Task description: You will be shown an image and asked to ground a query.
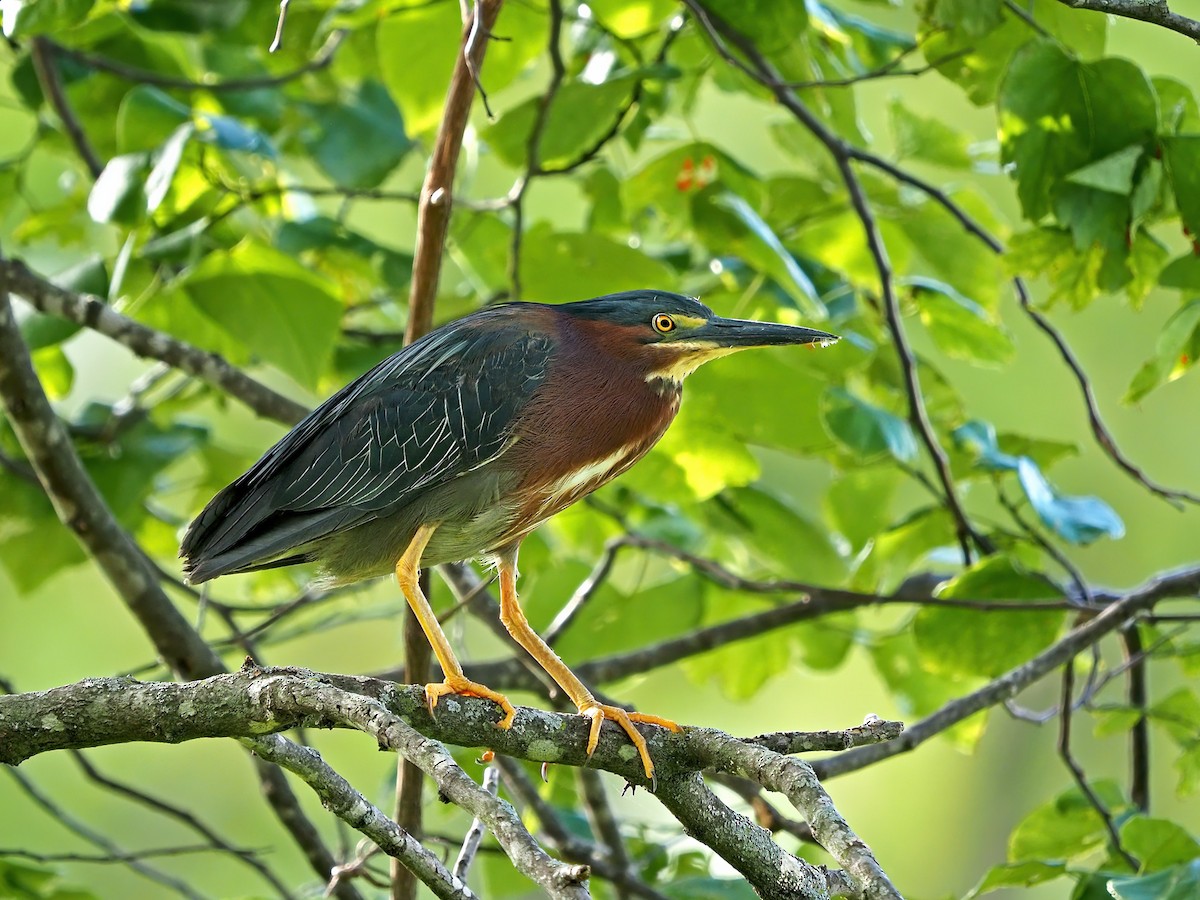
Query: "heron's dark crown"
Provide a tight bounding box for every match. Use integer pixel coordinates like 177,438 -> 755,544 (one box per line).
549,290 -> 714,326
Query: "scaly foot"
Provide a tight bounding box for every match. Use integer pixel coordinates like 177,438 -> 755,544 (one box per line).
579,703 -> 681,784
425,674 -> 516,729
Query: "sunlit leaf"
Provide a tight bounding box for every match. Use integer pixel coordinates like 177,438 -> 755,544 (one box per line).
821,387 -> 917,462
301,80 -> 412,188
1124,300 -> 1200,404
1120,817 -> 1200,872
914,557 -> 1065,678
966,861 -> 1067,898
1009,780 -> 1130,862
180,240 -> 342,388
998,42 -> 1156,221
912,278 -> 1014,366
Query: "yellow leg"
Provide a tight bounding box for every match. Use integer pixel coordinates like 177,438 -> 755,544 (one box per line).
396,525 -> 515,729
495,552 -> 679,782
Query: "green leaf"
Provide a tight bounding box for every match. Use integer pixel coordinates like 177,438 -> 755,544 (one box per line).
1120,817 -> 1200,872
1065,144 -> 1143,195
966,860 -> 1067,898
1150,687 -> 1200,745
923,0 -> 1106,106
824,466 -> 900,550
890,100 -> 973,168
484,72 -> 646,170
587,0 -> 677,37
1159,256 -> 1200,291
1,0 -> 93,38
1006,227 -> 1104,309
685,590 -> 794,701
87,153 -> 150,224
518,225 -> 676,302
302,80 -> 412,188
1009,780 -> 1130,862
912,278 -> 1014,367
821,387 -> 917,462
707,487 -> 847,584
1108,861 -> 1200,900
623,142 -> 762,233
657,411 -> 760,500
144,123 -> 192,213
1016,456 -> 1124,544
180,240 -> 342,388
1163,137 -> 1200,238
378,1 -> 546,135
870,628 -> 986,749
693,190 -> 825,319
116,85 -> 191,154
914,557 -> 1065,678
31,345 -> 73,399
1156,77 -> 1200,134
998,42 -> 1156,221
700,0 -> 809,80
1124,300 -> 1200,404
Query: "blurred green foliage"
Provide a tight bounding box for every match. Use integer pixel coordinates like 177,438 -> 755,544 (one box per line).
1,0 -> 1200,898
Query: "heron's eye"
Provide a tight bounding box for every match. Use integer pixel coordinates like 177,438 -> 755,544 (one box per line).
652,313 -> 676,334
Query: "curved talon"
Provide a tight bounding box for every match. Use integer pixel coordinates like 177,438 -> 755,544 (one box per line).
579,703 -> 680,784
424,675 -> 516,729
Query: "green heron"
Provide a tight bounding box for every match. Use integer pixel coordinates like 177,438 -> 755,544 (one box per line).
181,290 -> 838,781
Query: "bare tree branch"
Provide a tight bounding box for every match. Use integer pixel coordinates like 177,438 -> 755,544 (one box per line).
0,268 -> 359,899
0,257 -> 308,426
815,564 -> 1200,780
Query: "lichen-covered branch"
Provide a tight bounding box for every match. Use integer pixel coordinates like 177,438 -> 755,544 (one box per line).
0,669 -> 903,898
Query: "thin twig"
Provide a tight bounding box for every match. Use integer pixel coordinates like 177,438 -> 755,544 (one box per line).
30,39 -> 104,179
1,258 -> 307,426
69,752 -> 293,899
494,757 -> 671,900
685,0 -> 988,563
848,151 -> 1200,507
816,564 -> 1200,780
4,769 -> 207,900
452,766 -> 500,883
1057,664 -> 1139,869
54,31 -> 346,92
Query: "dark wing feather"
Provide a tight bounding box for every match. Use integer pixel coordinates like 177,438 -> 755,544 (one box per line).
181,313 -> 552,582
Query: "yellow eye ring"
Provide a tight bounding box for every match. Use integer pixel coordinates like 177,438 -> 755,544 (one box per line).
652,313 -> 676,334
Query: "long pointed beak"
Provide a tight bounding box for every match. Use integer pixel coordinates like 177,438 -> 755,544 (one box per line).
692,316 -> 840,349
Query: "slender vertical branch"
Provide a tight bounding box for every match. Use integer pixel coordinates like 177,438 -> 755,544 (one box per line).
1057,664 -> 1139,870
1120,624 -> 1150,813
395,5 -> 503,891
404,0 -> 504,343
